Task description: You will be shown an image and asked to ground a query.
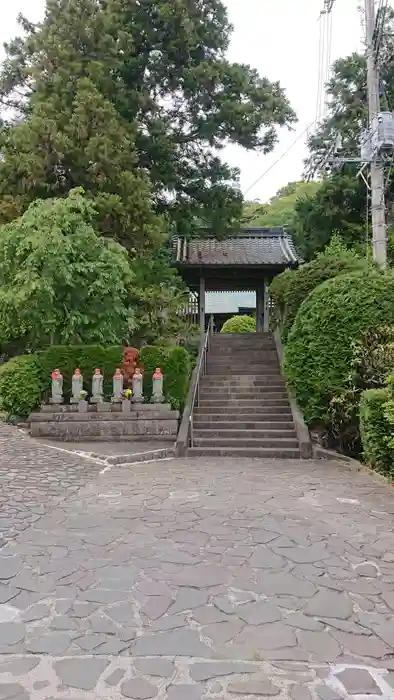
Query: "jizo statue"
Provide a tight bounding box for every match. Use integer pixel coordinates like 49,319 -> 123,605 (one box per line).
152,367 -> 164,403
132,367 -> 144,403
112,368 -> 123,402
91,368 -> 104,403
51,369 -> 63,404
71,368 -> 83,404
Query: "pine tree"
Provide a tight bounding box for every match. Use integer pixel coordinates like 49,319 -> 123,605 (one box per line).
0,0 -> 296,240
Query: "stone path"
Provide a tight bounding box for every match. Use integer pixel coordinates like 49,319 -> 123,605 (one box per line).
0,425 -> 103,547
0,424 -> 394,698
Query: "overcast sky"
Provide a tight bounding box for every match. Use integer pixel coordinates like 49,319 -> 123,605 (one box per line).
0,0 -> 366,203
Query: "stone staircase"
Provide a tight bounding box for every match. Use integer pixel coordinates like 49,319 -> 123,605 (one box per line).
188,332 -> 301,458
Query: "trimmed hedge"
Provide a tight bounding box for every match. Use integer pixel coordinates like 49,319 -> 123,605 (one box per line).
164,346 -> 191,411
139,345 -> 169,399
38,345 -> 124,402
359,387 -> 394,478
0,343 -> 192,417
139,345 -> 191,410
221,315 -> 255,333
284,270 -> 394,426
270,250 -> 369,341
0,344 -> 124,417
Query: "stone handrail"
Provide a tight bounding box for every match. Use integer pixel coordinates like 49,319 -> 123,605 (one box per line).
175,317 -> 213,457
175,363 -> 199,457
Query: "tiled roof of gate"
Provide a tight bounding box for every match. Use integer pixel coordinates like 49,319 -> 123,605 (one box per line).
175,228 -> 300,266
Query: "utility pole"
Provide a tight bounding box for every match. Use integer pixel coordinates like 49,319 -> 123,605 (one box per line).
365,0 -> 387,267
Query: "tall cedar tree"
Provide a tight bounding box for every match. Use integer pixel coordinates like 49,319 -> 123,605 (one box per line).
0,0 -> 296,244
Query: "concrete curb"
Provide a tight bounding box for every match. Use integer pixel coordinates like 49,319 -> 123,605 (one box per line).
32,434 -> 175,468
273,329 -> 313,459
314,444 -> 393,486
104,447 -> 175,465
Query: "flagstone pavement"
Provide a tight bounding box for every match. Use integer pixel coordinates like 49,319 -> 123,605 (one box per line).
0,424 -> 394,699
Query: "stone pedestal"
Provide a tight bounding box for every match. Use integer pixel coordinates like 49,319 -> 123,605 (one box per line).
97,402 -> 111,412
122,399 -> 131,413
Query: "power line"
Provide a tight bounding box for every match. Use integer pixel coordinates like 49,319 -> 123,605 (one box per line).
373,0 -> 389,64
315,11 -> 325,122
315,0 -> 336,124
244,122 -> 315,197
324,10 -> 333,117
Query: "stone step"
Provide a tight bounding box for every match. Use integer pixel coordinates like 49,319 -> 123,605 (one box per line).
193,420 -> 296,431
192,436 -> 299,448
199,395 -> 288,405
194,408 -> 293,418
197,406 -> 291,414
209,353 -> 277,360
187,446 -> 301,458
203,373 -> 283,381
201,384 -> 285,391
199,386 -> 286,397
198,396 -> 289,406
211,335 -> 275,344
200,375 -> 283,385
209,340 -> 276,352
210,347 -> 276,352
208,354 -> 279,366
209,350 -> 277,356
211,335 -> 275,341
207,363 -> 279,371
207,368 -> 280,374
193,428 -> 297,440
208,357 -> 278,363
208,357 -> 278,361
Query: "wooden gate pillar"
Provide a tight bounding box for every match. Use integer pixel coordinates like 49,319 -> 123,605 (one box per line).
199,276 -> 206,338
263,279 -> 270,332
256,286 -> 264,332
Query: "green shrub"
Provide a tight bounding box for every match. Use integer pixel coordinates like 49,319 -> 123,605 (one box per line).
0,355 -> 43,417
359,387 -> 394,478
164,346 -> 191,411
328,327 -> 394,456
139,345 -> 168,398
221,315 -> 255,333
284,270 -> 394,427
270,247 -> 368,341
269,268 -> 297,331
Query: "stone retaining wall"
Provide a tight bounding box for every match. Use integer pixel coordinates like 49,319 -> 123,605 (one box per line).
29,404 -> 179,441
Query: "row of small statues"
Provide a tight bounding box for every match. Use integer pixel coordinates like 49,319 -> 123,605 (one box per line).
50,367 -> 165,405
